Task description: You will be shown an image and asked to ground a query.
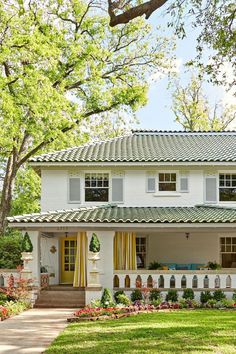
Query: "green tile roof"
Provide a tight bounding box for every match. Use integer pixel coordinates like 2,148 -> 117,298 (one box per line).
7,205 -> 236,224
30,131 -> 236,164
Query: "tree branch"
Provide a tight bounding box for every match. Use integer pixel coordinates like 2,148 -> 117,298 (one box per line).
108,0 -> 168,27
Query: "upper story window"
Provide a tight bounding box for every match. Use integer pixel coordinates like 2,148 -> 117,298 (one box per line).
219,174 -> 236,201
85,173 -> 109,202
159,173 -> 176,192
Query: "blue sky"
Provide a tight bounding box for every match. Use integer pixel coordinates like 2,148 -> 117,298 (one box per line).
135,7 -> 227,130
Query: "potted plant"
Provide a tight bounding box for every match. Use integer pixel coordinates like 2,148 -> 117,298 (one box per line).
88,233 -> 101,286
21,232 -> 33,264
207,261 -> 221,270
89,233 -> 100,265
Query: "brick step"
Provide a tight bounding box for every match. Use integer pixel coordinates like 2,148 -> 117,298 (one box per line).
46,286 -> 85,291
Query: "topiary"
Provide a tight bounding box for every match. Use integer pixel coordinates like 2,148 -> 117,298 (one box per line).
131,289 -> 143,302
89,233 -> 100,253
114,290 -> 125,303
200,291 -> 212,304
149,289 -> 161,301
213,290 -> 226,301
166,290 -> 178,302
183,288 -> 194,300
117,294 -> 131,306
101,288 -> 113,308
22,232 -> 33,252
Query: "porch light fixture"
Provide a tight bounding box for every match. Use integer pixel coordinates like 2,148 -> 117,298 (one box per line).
185,232 -> 190,240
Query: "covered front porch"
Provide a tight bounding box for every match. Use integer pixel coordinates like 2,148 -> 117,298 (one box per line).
7,205 -> 236,304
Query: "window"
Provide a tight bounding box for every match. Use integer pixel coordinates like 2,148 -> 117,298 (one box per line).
220,237 -> 236,268
85,173 -> 109,202
219,174 -> 236,201
136,237 -> 147,269
159,173 -> 176,191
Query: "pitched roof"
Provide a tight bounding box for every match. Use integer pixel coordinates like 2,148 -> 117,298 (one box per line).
30,131 -> 236,164
7,205 -> 236,224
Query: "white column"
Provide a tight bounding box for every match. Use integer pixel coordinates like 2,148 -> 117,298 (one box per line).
23,231 -> 41,287
87,230 -> 115,290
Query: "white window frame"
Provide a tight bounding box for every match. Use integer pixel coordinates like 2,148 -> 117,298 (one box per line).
155,171 -> 180,195
218,172 -> 236,203
219,235 -> 236,268
111,176 -> 124,204
83,171 -> 110,203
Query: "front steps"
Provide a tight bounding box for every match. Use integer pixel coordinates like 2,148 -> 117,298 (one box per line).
34,286 -> 85,308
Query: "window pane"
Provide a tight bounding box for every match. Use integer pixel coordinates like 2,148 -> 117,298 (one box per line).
159,182 -> 176,191
219,188 -> 236,201
159,173 -> 164,181
64,264 -> 69,271
85,188 -> 109,202
171,174 -> 176,181
221,245 -> 225,252
165,174 -> 170,181
226,238 -> 231,244
221,238 -> 225,244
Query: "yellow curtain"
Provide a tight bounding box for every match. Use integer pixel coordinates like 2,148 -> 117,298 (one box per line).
114,232 -> 136,270
73,232 -> 87,287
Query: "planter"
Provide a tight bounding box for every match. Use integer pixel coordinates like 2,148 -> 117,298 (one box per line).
21,252 -> 33,280
88,252 -> 101,287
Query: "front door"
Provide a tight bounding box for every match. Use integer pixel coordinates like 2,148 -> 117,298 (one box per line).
61,237 -> 77,284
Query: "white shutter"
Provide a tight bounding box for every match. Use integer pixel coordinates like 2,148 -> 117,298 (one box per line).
112,178 -> 124,203
180,176 -> 189,192
69,177 -> 81,203
146,177 -> 156,193
205,176 -> 217,203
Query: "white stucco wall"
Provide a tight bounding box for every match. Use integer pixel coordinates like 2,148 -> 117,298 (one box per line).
41,167 -> 236,211
147,232 -> 221,265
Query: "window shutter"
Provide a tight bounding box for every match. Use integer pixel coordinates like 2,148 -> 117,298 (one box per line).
112,178 -> 124,203
180,176 -> 189,192
69,177 -> 81,202
205,176 -> 217,203
147,177 -> 156,193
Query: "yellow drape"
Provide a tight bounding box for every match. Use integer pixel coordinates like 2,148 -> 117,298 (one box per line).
114,232 -> 137,270
73,232 -> 87,287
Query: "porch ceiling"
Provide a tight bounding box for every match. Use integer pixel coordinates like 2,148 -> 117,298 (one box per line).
7,205 -> 236,225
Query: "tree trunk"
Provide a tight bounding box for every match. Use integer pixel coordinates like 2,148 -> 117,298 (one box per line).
0,152 -> 18,235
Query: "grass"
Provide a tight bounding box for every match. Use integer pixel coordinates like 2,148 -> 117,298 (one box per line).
46,310 -> 236,354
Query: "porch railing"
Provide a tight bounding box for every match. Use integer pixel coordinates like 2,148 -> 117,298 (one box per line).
0,269 -> 20,287
113,270 -> 236,290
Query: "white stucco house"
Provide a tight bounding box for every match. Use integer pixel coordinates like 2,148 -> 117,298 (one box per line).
7,130 -> 236,306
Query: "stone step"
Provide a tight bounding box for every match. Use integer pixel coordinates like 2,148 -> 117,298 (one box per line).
34,289 -> 85,308
34,304 -> 82,308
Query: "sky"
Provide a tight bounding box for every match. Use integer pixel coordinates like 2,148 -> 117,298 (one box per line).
134,6 -> 235,131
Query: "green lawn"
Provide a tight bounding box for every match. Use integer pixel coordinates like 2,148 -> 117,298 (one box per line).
46,310 -> 236,354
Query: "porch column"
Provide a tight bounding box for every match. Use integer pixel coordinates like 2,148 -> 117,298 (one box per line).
22,231 -> 41,287
87,231 -> 115,290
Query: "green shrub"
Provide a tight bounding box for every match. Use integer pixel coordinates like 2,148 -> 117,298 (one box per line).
0,292 -> 8,302
183,288 -> 194,300
22,232 -> 33,252
200,291 -> 212,303
151,298 -> 162,306
90,299 -> 102,308
0,230 -> 23,268
101,288 -> 113,308
207,261 -> 221,270
148,261 -> 162,270
179,298 -> 188,309
220,299 -> 235,308
166,290 -> 178,302
213,290 -> 226,301
114,290 -> 125,303
149,289 -> 161,301
131,289 -> 143,302
207,299 -> 217,308
89,233 -> 100,253
116,294 -> 131,306
5,300 -> 31,316
232,292 -> 236,302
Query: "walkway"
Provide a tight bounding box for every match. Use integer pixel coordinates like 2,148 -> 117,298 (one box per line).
0,308 -> 74,354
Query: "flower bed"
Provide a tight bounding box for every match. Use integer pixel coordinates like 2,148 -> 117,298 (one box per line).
0,305 -> 9,321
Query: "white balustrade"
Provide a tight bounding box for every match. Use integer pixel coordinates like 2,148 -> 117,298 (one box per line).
113,270 -> 236,291
0,269 -> 20,287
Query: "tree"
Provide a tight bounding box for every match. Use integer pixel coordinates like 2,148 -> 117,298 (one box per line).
107,0 -> 236,88
171,75 -> 236,131
0,0 -> 173,233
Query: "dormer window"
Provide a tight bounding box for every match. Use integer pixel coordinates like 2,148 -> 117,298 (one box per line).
85,173 -> 109,202
158,173 -> 176,191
